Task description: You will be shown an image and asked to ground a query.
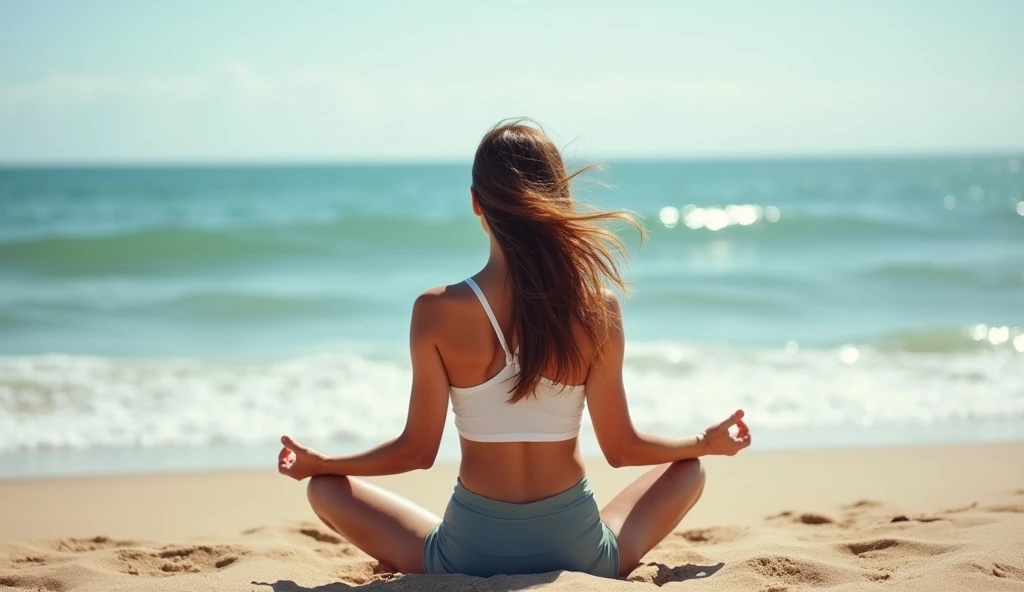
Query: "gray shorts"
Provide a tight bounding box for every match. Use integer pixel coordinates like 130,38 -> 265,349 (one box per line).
422,476 -> 619,578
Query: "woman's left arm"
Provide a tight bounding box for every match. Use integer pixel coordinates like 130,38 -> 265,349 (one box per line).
278,292 -> 450,479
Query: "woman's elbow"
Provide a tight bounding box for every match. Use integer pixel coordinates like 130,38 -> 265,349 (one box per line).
414,451 -> 437,470
396,428 -> 440,471
601,438 -> 635,468
406,442 -> 439,470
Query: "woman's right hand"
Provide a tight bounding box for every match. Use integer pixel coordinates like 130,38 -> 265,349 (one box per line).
278,435 -> 328,481
699,409 -> 752,456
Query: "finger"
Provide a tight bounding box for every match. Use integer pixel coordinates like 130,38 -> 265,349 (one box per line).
281,435 -> 306,452
278,448 -> 290,464
716,409 -> 745,430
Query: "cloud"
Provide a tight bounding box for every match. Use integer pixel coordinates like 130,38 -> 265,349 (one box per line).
4,63 -> 1022,120
221,62 -> 269,106
0,73 -> 125,111
1,63 -> 1022,161
138,76 -> 206,101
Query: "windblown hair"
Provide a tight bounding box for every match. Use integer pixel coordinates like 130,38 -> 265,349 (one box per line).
471,119 -> 645,403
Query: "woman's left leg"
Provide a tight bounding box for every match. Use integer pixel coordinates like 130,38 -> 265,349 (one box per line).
600,459 -> 706,577
306,475 -> 441,573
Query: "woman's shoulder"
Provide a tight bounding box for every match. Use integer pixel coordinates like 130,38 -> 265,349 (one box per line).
411,282 -> 478,330
413,281 -> 475,308
600,287 -> 621,312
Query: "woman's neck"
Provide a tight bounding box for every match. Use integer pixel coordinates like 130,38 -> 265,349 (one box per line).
479,239 -> 509,285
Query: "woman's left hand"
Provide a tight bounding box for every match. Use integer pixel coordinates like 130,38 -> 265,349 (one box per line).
277,435 -> 327,481
699,409 -> 752,456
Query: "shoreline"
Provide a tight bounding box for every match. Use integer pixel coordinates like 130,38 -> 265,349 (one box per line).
5,422 -> 1024,481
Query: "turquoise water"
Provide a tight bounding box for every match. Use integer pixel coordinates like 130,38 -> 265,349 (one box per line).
2,158 -> 1023,476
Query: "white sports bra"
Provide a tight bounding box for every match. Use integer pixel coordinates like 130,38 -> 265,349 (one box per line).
450,278 -> 586,443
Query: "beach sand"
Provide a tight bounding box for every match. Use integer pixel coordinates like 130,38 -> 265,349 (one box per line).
1,442 -> 1023,591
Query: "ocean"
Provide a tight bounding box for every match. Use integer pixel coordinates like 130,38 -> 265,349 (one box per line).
2,158 -> 1023,478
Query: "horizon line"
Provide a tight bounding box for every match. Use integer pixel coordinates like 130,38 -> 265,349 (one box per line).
2,148 -> 1023,170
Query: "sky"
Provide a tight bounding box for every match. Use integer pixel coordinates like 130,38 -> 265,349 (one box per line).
1,0 -> 1023,164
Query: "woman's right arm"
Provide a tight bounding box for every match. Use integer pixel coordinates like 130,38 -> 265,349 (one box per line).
585,292 -> 751,468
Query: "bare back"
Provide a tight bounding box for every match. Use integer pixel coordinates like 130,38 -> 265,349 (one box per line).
432,276 -> 598,503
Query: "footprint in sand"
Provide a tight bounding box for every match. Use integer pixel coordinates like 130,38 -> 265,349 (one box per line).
747,555 -> 833,586
678,526 -> 746,545
983,503 -> 1024,514
842,500 -> 883,510
797,513 -> 834,525
114,544 -> 245,577
889,509 -> 945,523
297,527 -> 344,544
746,553 -> 900,588
941,501 -> 978,514
965,561 -> 1024,581
843,537 -> 957,559
51,535 -> 137,553
293,526 -> 363,559
766,511 -> 835,525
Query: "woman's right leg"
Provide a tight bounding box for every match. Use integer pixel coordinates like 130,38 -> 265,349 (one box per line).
600,459 -> 706,577
306,475 -> 441,574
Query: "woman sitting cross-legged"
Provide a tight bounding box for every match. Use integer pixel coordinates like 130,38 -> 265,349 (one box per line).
277,119 -> 752,578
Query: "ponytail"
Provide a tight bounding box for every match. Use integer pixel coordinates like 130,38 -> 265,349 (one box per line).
471,119 -> 645,402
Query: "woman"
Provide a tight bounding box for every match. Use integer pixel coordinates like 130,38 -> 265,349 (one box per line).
278,120 -> 752,578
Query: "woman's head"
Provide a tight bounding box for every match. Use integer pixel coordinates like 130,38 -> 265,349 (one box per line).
471,122 -> 572,223
469,119 -> 644,402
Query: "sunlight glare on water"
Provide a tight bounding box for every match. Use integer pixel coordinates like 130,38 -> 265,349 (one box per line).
839,345 -> 860,364
987,326 -> 1010,345
659,206 -> 680,228
666,204 -> 777,231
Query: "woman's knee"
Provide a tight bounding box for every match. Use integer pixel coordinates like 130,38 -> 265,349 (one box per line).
669,458 -> 706,490
306,474 -> 352,506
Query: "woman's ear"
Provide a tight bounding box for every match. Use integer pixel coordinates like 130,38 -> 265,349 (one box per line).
470,187 -> 482,216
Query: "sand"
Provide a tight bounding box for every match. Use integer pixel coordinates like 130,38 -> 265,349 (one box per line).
1,442 -> 1023,591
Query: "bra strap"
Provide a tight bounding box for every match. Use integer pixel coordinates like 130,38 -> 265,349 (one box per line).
464,278 -> 512,361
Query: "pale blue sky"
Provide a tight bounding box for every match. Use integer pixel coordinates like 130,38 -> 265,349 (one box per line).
2,0 -> 1022,163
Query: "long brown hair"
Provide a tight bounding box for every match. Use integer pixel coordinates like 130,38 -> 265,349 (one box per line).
471,119 -> 645,403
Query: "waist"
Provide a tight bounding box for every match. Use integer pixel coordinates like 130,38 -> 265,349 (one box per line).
458,439 -> 585,502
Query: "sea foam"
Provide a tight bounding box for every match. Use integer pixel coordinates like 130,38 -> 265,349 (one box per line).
2,343 -> 1021,453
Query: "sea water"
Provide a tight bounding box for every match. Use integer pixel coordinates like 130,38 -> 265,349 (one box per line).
2,158 -> 1023,477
